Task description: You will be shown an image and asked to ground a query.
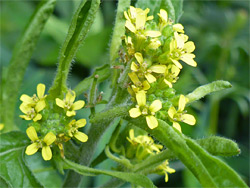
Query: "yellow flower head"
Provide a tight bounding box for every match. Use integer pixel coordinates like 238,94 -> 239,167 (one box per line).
128,72 -> 150,95
56,90 -> 85,117
168,95 -> 196,132
169,32 -> 197,68
25,126 -> 56,161
163,65 -> 180,88
67,119 -> 88,142
124,6 -> 161,38
129,91 -> 162,129
20,83 -> 47,107
156,160 -> 175,182
19,101 -> 45,122
131,52 -> 167,83
127,129 -> 163,160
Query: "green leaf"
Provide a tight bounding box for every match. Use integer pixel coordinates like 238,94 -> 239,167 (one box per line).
0,131 -> 43,188
196,136 -> 241,157
171,0 -> 183,22
186,80 -> 232,104
63,158 -> 156,188
74,64 -> 111,96
49,0 -> 100,98
136,0 -> 162,18
128,118 -> 247,187
2,0 -> 56,132
185,137 -> 248,188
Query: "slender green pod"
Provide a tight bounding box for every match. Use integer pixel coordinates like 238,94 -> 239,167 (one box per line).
49,0 -> 100,98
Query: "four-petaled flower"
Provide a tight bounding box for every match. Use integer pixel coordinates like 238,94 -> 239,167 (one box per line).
131,52 -> 167,83
56,90 -> 85,117
168,95 -> 196,132
20,83 -> 47,107
25,126 -> 56,161
156,160 -> 176,182
19,102 -> 45,122
129,91 -> 162,129
67,119 -> 88,142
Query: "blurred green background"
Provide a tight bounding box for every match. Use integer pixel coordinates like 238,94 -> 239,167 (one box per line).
1,0 -> 249,187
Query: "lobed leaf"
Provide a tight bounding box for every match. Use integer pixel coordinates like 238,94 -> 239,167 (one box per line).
63,158 -> 156,188
2,0 -> 56,132
49,0 -> 100,98
0,131 -> 43,188
186,80 -> 232,104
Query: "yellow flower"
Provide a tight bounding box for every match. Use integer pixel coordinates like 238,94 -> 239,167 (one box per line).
19,102 -> 45,122
158,9 -> 172,31
20,83 -> 47,107
129,91 -> 162,129
168,95 -> 196,132
25,126 -> 56,161
124,6 -> 161,38
131,52 -> 167,83
0,123 -> 4,130
67,119 -> 88,142
169,32 -> 197,68
163,65 -> 180,88
56,90 -> 85,117
156,160 -> 175,182
124,36 -> 135,55
128,72 -> 150,94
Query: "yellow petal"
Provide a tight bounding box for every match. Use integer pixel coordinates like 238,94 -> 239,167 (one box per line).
136,90 -> 146,106
145,31 -> 161,37
129,129 -> 135,140
182,114 -> 196,125
43,132 -> 56,145
142,80 -> 150,90
33,114 -> 42,122
134,52 -> 143,64
180,54 -> 197,67
74,132 -> 88,142
147,15 -> 154,20
124,11 -> 130,20
56,98 -> 65,108
173,122 -> 182,132
168,107 -> 176,119
173,24 -> 184,33
171,65 -> 181,77
159,9 -> 168,21
66,90 -> 76,103
42,146 -> 52,161
170,58 -> 183,69
149,65 -> 166,73
66,110 -> 76,117
129,108 -> 142,118
20,115 -> 32,120
145,73 -> 156,83
164,172 -> 169,182
146,115 -> 158,129
20,94 -> 33,103
174,32 -> 185,49
75,119 -> 87,128
72,100 -> 85,110
149,100 -> 162,113
26,126 -> 38,141
125,20 -> 136,33
136,12 -> 146,30
178,95 -> 186,111
164,79 -> 173,88
128,72 -> 140,85
35,100 -> 46,112
184,41 -> 195,53
37,83 -> 45,99
131,61 -> 139,71
20,103 -> 31,114
25,143 -> 39,155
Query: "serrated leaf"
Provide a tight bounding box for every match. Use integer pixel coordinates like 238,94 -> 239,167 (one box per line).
0,131 -> 43,188
2,0 -> 56,132
186,80 -> 232,104
48,0 -> 101,98
63,158 -> 156,188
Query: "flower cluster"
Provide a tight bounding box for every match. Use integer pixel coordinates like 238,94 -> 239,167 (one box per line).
20,84 -> 88,160
123,6 -> 196,132
126,129 -> 175,182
